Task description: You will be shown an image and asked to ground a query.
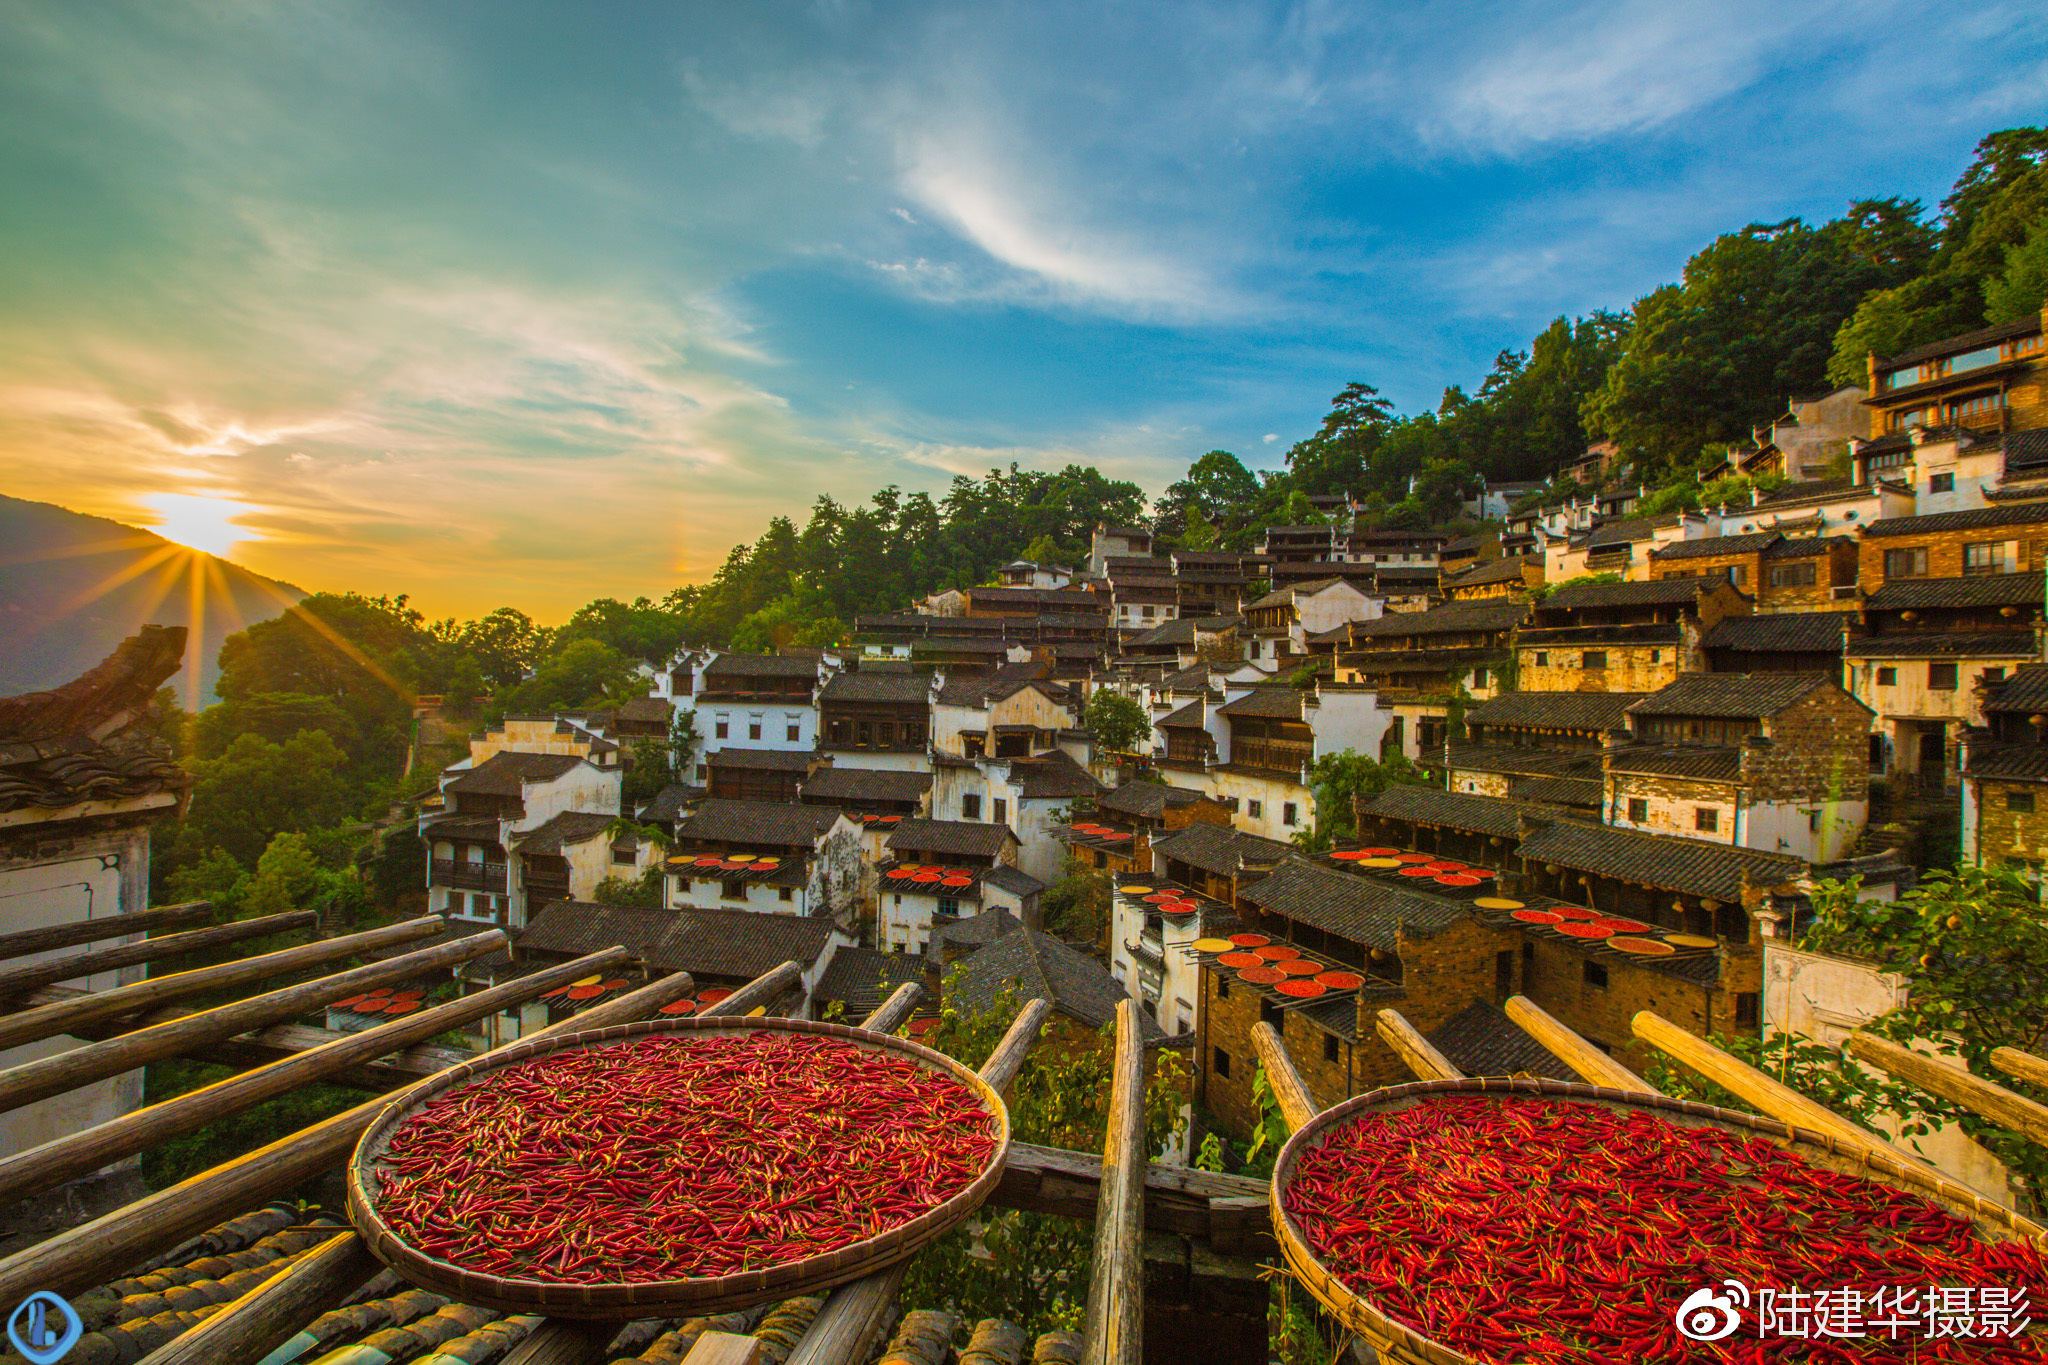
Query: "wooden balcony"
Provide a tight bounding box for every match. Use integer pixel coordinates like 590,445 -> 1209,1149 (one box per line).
429,860 -> 507,893
1229,740 -> 1312,776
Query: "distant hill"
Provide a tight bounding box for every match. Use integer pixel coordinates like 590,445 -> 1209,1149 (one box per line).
0,495 -> 305,708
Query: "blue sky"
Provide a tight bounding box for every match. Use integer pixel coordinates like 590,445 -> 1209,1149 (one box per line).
1,1 -> 2042,618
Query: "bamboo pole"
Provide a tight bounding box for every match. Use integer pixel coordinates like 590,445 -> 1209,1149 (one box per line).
0,901 -> 213,964
1846,1033 -> 2048,1150
1081,999 -> 1147,1365
1248,1022 -> 1318,1133
0,911 -> 318,1002
1375,1008 -> 1464,1082
1503,994 -> 1660,1093
858,982 -> 923,1036
0,946 -> 633,1304
134,1231 -> 380,1365
0,916 -> 450,1052
1992,1045 -> 2048,1092
0,929 -> 507,1114
1632,1010 -> 1946,1181
784,1000 -> 1051,1365
696,962 -> 803,1019
0,946 -> 633,1209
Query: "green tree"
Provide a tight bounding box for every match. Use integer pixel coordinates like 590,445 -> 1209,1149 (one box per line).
174,730 -> 353,869
1178,505 -> 1219,551
1985,218 -> 2048,323
1156,449 -> 1261,525
437,607 -> 545,689
1020,534 -> 1065,565
1083,690 -> 1149,754
1286,383 -> 1395,496
1294,751 -> 1432,852
493,639 -> 641,716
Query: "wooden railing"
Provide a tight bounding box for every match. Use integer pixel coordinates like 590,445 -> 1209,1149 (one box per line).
428,859 -> 507,892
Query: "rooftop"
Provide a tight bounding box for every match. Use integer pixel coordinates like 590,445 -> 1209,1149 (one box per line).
442,750 -> 585,796
1149,820 -> 1294,877
1356,783 -> 1547,839
673,799 -> 844,847
887,818 -> 1017,859
702,652 -> 817,679
1863,575 -> 2044,611
1629,673 -> 1834,719
1702,614 -> 1847,653
0,625 -> 190,816
818,671 -> 933,704
1982,664 -> 2048,715
512,810 -> 619,855
797,765 -> 933,804
948,927 -> 1168,1040
1237,856 -> 1467,952
1863,502 -> 2048,539
1464,691 -> 1645,732
1650,531 -> 1784,561
1516,819 -> 1803,903
1425,1001 -> 1584,1082
1541,578 -> 1718,610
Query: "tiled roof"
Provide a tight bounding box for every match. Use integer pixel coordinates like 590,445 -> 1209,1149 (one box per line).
1351,599 -> 1526,638
1587,517 -> 1659,547
1465,691 -> 1645,731
443,750 -> 584,795
1425,1001 -> 1584,1082
1754,478 -> 1858,508
798,766 -> 932,803
1629,673 -> 1832,719
1156,698 -> 1208,729
644,905 -> 844,979
1445,558 -> 1529,586
948,927 -> 1167,1040
1878,313 -> 2041,369
1864,575 -> 2043,610
1650,532 -> 1782,560
708,747 -> 816,770
1444,743 -> 1601,778
1009,749 -> 1103,799
638,781 -> 698,824
613,695 -> 674,724
982,864 -> 1047,898
1762,535 -> 1852,559
1245,578 -> 1353,611
1844,632 -> 2039,659
674,799 -> 843,847
1096,780 -> 1205,819
703,652 -> 817,678
1983,665 -> 2048,714
1542,578 -> 1713,610
1703,615 -> 1847,653
1965,741 -> 2048,779
1606,745 -> 1743,781
517,901 -> 676,958
813,946 -> 924,1016
1356,784 -> 1544,838
927,907 -> 1022,957
888,818 -> 1016,858
1509,775 -> 1604,808
513,810 -> 618,855
1517,622 -> 1683,646
0,626 -> 191,815
1516,820 -> 1803,903
1149,820 -> 1293,877
1237,857 -> 1467,951
819,671 -> 932,704
1864,502 -> 2048,538
1214,687 -> 1306,719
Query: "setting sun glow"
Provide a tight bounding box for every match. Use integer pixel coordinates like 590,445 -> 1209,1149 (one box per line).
142,493 -> 258,559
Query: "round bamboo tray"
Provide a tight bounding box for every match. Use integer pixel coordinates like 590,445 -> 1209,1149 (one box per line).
346,1015 -> 1010,1318
1269,1077 -> 2047,1365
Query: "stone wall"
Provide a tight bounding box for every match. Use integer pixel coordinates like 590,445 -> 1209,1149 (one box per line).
1966,776 -> 2048,866
1753,687 -> 1872,806
1857,518 -> 2048,589
1522,937 -> 1759,1077
1516,643 -> 1679,693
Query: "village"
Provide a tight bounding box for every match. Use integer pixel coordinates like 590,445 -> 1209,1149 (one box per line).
3,307 -> 2047,1363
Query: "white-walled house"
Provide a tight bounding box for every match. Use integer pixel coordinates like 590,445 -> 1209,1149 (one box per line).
1106,880 -> 1235,1035
662,799 -> 864,927
877,818 -> 1025,953
421,749 -> 621,928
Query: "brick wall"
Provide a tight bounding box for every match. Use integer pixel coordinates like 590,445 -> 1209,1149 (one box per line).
1968,777 -> 2048,865
1523,938 -> 1760,1077
1753,687 -> 1871,804
1516,644 -> 1680,693
1759,543 -> 1858,611
1609,774 -> 1738,842
1654,553 -> 1763,595
1448,769 -> 1512,798
1858,519 -> 2048,591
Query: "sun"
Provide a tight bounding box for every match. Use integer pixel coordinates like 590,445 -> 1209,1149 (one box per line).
141,492 -> 259,558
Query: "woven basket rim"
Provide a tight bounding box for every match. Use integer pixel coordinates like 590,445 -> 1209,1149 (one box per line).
345,1014 -> 1009,1317
1266,1076 -> 2047,1365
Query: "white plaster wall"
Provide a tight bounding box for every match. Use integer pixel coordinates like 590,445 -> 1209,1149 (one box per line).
697,702 -> 818,757
1744,798 -> 1868,863
1307,691 -> 1394,762
1297,586 -> 1382,635
667,875 -> 808,916
1608,779 -> 1738,845
1208,768 -> 1310,842
513,765 -> 620,832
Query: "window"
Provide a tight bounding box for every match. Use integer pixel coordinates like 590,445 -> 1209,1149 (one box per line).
1769,562 -> 1816,588
962,794 -> 982,820
722,879 -> 747,901
787,721 -> 802,741
1283,802 -> 1299,827
1929,472 -> 1954,493
1986,666 -> 2007,683
1876,666 -> 1897,686
1808,809 -> 1822,833
1323,1034 -> 1340,1064
1883,547 -> 1929,579
2008,791 -> 2037,813
828,718 -> 850,746
938,897 -> 960,916
1533,652 -> 1548,667
1583,960 -> 1608,989
1929,662 -> 1959,691
1261,997 -> 1283,1030
1963,541 -> 2007,576
1217,977 -> 1229,999
1582,651 -> 1608,670
877,721 -> 895,746
696,763 -> 708,781
1213,1047 -> 1231,1078
1952,390 -> 2007,427
611,841 -> 636,866
1142,605 -> 1155,619
1650,649 -> 1661,664
1695,807 -> 1719,833
748,720 -> 762,741
714,718 -> 730,740
1627,797 -> 1648,823
856,720 -> 873,746
1728,565 -> 1747,587
1247,800 -> 1263,819
778,886 -> 794,902
992,798 -> 1008,825
1471,667 -> 1489,689
1734,992 -> 1760,1030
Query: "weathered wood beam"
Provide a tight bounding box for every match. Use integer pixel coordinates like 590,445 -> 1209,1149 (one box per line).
1847,1032 -> 2048,1150
0,901 -> 213,964
0,929 -> 506,1113
0,911 -> 317,1003
1504,994 -> 1659,1093
1082,999 -> 1147,1365
859,982 -> 923,1037
1375,1008 -> 1463,1083
1991,1045 -> 2048,1093
1249,1022 -> 1317,1132
133,1231 -> 380,1365
697,962 -> 802,1019
0,915 -> 450,1051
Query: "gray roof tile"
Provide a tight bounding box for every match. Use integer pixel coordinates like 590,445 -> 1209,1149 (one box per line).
1629,673 -> 1834,719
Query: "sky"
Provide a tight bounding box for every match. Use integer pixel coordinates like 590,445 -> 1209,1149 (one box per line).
1,2 -> 2043,622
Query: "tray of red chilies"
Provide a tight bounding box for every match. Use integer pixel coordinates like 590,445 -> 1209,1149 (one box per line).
346,1016 -> 1010,1316
1270,1077 -> 2048,1364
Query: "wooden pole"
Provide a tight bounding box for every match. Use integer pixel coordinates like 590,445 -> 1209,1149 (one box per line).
1375,1008 -> 1464,1082
858,982 -> 923,1036
1503,994 -> 1660,1093
1992,1045 -> 2048,1092
1632,1010 -> 1945,1181
0,915 -> 450,1052
0,946 -> 632,1208
0,911 -> 318,1002
0,902 -> 213,964
696,962 -> 803,1019
0,929 -> 508,1114
1248,1022 -> 1318,1133
784,999 -> 1051,1365
1846,1032 -> 2048,1149
1081,999 -> 1147,1365
133,1231 -> 380,1365
0,945 -> 636,1304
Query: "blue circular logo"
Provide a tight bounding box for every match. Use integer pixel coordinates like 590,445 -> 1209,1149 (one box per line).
7,1292 -> 82,1365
